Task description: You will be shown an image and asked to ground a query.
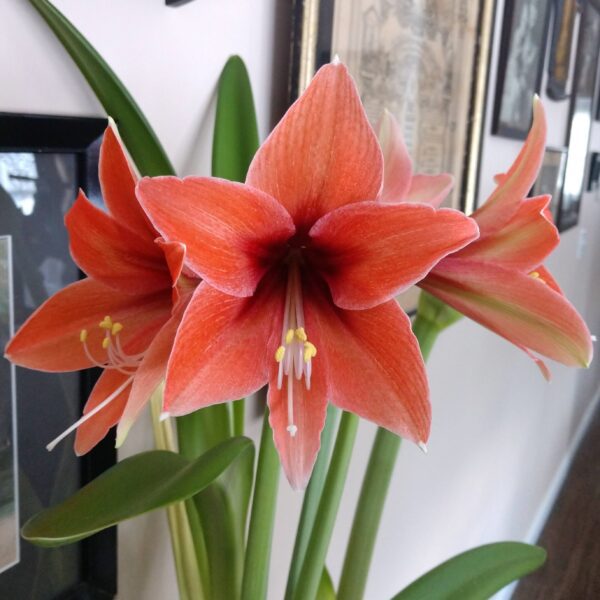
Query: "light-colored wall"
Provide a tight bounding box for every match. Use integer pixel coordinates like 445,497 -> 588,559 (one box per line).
2,1 -> 598,599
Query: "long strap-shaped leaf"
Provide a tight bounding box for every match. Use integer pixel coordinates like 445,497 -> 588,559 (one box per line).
391,542 -> 546,600
29,0 -> 175,176
22,438 -> 252,547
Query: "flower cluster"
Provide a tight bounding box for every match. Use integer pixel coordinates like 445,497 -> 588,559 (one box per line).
5,62 -> 592,488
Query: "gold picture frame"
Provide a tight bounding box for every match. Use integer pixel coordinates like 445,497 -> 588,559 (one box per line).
289,0 -> 496,312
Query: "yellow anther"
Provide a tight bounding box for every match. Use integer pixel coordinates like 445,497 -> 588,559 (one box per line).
295,327 -> 307,342
529,271 -> 540,279
275,346 -> 286,363
79,329 -> 88,343
102,337 -> 111,350
285,329 -> 295,345
303,341 -> 317,362
111,322 -> 123,335
99,315 -> 113,330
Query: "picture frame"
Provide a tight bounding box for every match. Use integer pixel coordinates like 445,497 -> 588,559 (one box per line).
0,113 -> 116,599
289,0 -> 496,313
493,0 -> 552,139
560,0 -> 600,231
531,147 -> 567,222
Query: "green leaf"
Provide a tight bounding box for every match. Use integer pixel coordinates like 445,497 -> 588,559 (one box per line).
392,542 -> 547,600
22,437 -> 253,547
212,55 -> 260,182
29,0 -> 175,176
317,568 -> 336,600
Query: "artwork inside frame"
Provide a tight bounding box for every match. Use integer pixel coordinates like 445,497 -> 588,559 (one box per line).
493,0 -> 552,139
0,113 -> 117,599
547,0 -> 577,101
0,235 -> 18,576
560,1 -> 600,232
289,0 -> 496,313
531,147 -> 567,223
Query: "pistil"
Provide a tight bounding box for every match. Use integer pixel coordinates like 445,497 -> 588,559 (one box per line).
274,265 -> 317,437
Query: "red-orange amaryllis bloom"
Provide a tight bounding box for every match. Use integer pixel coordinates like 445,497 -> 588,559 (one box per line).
136,62 -> 479,489
380,101 -> 593,378
4,125 -> 193,454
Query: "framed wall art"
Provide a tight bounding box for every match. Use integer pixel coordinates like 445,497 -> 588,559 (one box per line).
493,0 -> 552,139
560,0 -> 600,231
289,0 -> 496,312
0,113 -> 116,599
531,147 -> 567,222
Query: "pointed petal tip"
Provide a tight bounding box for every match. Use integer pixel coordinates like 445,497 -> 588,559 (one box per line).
591,334 -> 597,342
332,54 -> 341,65
159,411 -> 171,422
418,441 -> 428,454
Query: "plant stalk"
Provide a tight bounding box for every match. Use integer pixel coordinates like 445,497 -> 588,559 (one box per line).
241,407 -> 280,600
292,411 -> 359,600
150,387 -> 205,600
337,313 -> 440,600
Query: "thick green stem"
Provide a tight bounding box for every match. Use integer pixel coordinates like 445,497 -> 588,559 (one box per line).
241,408 -> 280,600
284,406 -> 339,599
337,313 -> 440,600
233,399 -> 245,436
292,411 -> 359,600
150,388 -> 205,600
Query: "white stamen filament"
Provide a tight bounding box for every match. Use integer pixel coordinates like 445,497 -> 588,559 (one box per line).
275,264 -> 317,438
46,376 -> 134,451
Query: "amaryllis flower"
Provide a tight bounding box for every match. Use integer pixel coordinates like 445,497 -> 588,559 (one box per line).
4,126 -> 193,454
380,102 -> 593,378
136,62 -> 479,488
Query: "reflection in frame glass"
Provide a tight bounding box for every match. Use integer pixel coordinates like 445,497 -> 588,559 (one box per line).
560,1 -> 600,232
531,147 -> 567,224
289,0 -> 496,313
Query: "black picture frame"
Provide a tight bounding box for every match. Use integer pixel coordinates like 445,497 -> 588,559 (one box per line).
0,113 -> 116,599
547,0 -> 577,101
559,1 -> 600,231
493,0 -> 552,139
530,147 -> 568,222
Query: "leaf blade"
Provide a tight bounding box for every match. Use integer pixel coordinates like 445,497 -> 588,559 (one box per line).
29,0 -> 175,176
22,437 -> 253,547
392,542 -> 546,600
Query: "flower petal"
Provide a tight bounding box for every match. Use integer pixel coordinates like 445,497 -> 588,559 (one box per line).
421,258 -> 593,369
162,275 -> 285,416
137,177 -> 295,297
246,62 -> 383,229
5,278 -> 171,372
309,202 -> 479,309
115,302 -> 186,447
457,195 -> 558,271
66,192 -> 171,294
267,360 -> 328,490
74,370 -> 131,455
533,265 -> 562,294
100,124 -> 155,239
156,238 -> 186,286
404,173 -> 454,208
378,109 -> 413,203
305,283 -> 430,445
474,97 -> 547,234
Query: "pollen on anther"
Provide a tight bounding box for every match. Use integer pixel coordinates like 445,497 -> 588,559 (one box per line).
102,337 -> 111,350
275,346 -> 286,363
111,322 -> 123,335
99,316 -> 113,330
303,341 -> 317,362
295,327 -> 307,342
79,329 -> 88,343
285,329 -> 295,344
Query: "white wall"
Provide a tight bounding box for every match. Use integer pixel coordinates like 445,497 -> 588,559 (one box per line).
2,1 -> 598,599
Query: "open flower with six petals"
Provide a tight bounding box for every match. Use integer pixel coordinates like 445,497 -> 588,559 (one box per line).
5,126 -> 195,453
137,62 -> 479,488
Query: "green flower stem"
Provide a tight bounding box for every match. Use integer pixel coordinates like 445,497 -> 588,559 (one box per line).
150,388 -> 206,600
241,408 -> 280,600
337,313 -> 440,600
292,411 -> 359,600
233,399 -> 245,436
284,405 -> 339,599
